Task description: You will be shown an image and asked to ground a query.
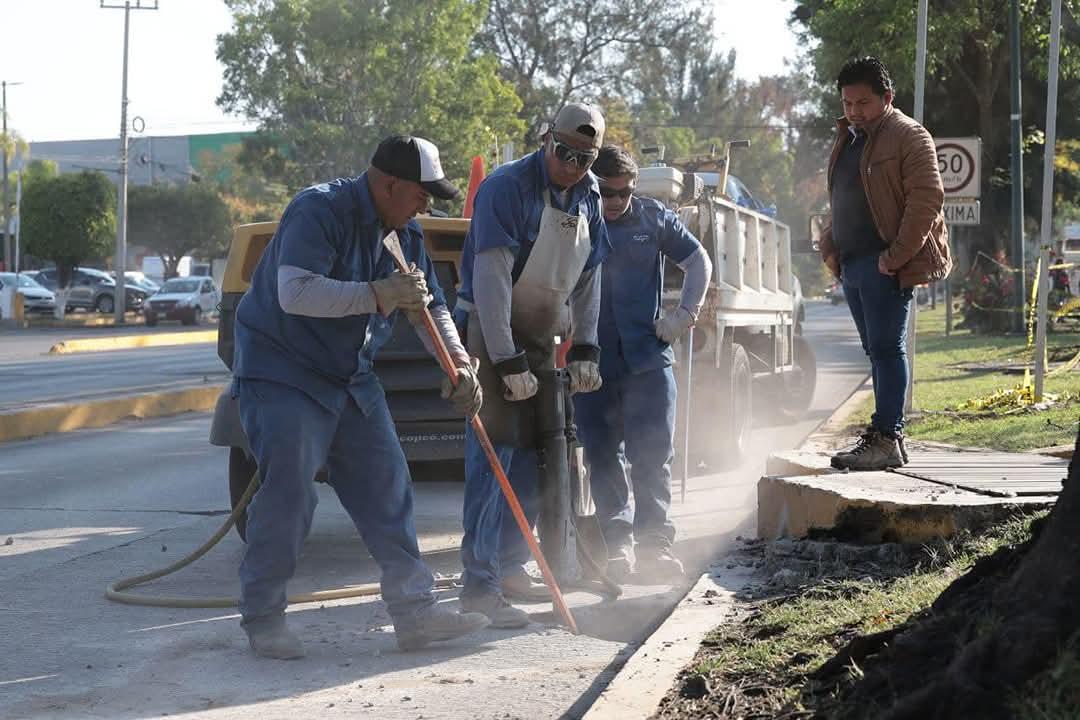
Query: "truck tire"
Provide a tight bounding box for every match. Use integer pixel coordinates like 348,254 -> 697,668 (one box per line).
775,335 -> 817,421
96,294 -> 115,314
228,447 -> 257,542
690,342 -> 753,470
720,343 -> 754,465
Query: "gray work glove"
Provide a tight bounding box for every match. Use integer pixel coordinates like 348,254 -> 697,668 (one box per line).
654,307 -> 694,344
442,357 -> 483,417
370,269 -> 431,315
567,361 -> 602,395
503,370 -> 539,401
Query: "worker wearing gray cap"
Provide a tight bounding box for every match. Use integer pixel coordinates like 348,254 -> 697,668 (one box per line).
453,103 -> 611,627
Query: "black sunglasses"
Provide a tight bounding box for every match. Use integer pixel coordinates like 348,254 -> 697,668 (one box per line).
599,185 -> 634,200
550,137 -> 598,168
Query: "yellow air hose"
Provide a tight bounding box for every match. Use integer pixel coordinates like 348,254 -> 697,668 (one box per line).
105,471 -> 458,608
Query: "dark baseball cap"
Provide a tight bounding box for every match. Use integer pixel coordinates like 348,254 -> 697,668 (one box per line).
370,135 -> 460,200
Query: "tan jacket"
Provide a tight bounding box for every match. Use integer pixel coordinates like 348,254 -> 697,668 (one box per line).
820,106 -> 952,288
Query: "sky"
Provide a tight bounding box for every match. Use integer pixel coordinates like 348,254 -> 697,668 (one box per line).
0,0 -> 803,144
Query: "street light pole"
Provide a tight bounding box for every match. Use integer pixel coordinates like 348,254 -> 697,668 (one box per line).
905,0 -> 928,414
101,0 -> 158,324
1009,0 -> 1027,333
2,80 -> 24,272
1034,0 -> 1063,401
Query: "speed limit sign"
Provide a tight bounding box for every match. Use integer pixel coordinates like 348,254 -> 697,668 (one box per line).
934,137 -> 981,198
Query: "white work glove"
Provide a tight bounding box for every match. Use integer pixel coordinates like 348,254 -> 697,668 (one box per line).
442,357 -> 483,417
654,307 -> 694,345
567,361 -> 602,395
502,370 -> 539,402
370,269 -> 431,315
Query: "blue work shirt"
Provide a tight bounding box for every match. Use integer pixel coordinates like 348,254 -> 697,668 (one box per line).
233,172 -> 446,414
598,196 -> 702,378
457,147 -> 610,305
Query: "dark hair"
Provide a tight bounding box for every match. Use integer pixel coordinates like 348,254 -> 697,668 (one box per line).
836,56 -> 894,96
592,145 -> 639,180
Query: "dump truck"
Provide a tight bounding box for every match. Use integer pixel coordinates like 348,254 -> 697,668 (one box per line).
635,162 -> 816,478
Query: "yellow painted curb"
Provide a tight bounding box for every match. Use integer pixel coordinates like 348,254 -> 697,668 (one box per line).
49,330 -> 217,354
0,384 -> 225,444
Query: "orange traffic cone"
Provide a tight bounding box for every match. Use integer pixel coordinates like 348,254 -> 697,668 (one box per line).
463,155 -> 485,218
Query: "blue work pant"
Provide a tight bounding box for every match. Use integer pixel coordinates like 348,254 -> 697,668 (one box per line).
236,378 -> 434,629
460,425 -> 540,599
573,365 -> 677,552
841,253 -> 914,436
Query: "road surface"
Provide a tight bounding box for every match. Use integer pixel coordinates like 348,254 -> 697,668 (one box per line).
0,302 -> 867,719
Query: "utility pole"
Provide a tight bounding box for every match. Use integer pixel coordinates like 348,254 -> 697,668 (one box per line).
1034,0 -> 1063,401
1009,0 -> 1027,333
101,0 -> 158,324
2,80 -> 24,272
905,0 -> 928,414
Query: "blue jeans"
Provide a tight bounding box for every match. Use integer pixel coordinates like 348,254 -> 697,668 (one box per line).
841,254 -> 914,436
461,425 -> 541,599
572,365 -> 677,552
236,378 -> 435,629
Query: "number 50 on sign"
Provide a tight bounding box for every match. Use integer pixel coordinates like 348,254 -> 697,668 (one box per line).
934,137 -> 981,198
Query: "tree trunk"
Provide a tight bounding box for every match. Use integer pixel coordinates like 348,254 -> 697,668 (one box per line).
816,428 -> 1080,719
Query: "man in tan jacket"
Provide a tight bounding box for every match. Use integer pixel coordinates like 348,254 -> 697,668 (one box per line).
819,56 -> 952,471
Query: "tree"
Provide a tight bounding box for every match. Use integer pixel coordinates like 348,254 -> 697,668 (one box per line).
194,145 -> 290,225
476,0 -> 714,138
216,0 -> 525,194
21,172 -> 115,317
809,429 -> 1080,719
127,184 -> 232,278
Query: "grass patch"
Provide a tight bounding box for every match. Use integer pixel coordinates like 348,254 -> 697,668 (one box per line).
655,513 -> 1044,719
1012,633 -> 1080,720
844,305 -> 1079,451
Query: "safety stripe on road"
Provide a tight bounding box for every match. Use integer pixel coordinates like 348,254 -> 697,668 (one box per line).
48,330 -> 217,354
0,384 -> 225,443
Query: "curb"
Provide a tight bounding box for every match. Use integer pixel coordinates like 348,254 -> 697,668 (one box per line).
0,384 -> 225,444
25,313 -> 145,329
48,330 -> 217,354
583,563 -> 756,720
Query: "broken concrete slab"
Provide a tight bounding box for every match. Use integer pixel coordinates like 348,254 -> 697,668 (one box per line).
757,470 -> 1055,543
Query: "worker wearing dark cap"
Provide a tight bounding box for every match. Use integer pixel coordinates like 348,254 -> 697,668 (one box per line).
453,103 -> 611,628
231,135 -> 489,659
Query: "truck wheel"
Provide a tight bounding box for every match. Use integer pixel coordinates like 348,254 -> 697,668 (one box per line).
775,335 -> 817,421
721,343 -> 754,465
228,447 -> 258,542
96,294 -> 114,314
692,342 -> 753,470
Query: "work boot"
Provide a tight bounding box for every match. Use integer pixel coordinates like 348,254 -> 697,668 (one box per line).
635,547 -> 685,583
395,604 -> 491,652
243,616 -> 305,660
501,573 -> 552,603
460,593 -> 531,629
830,429 -> 904,471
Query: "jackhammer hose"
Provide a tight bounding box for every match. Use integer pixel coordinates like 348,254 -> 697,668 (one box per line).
105,471 -> 457,608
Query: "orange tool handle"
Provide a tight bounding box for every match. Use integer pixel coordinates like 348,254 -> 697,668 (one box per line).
382,234 -> 579,635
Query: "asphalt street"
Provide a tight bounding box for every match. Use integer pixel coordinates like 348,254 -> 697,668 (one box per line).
0,301 -> 868,719
0,340 -> 225,412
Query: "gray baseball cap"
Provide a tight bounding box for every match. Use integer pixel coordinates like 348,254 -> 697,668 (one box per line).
551,103 -> 606,149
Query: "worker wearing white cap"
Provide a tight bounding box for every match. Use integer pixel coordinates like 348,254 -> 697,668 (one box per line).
453,103 -> 611,628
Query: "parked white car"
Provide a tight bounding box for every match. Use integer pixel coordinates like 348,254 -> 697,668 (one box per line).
144,277 -> 219,326
0,272 -> 57,314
